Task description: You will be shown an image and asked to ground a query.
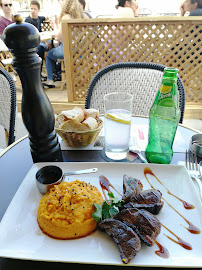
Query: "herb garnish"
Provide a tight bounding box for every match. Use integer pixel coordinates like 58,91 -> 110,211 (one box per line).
92,192 -> 123,223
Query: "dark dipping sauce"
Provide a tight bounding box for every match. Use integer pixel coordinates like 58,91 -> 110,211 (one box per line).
36,166 -> 63,185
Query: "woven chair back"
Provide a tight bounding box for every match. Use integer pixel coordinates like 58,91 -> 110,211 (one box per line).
85,62 -> 185,123
0,67 -> 16,146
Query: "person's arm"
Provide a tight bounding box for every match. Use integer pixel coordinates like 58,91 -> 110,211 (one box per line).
53,15 -> 62,42
0,18 -> 5,35
54,14 -> 71,42
180,2 -> 186,16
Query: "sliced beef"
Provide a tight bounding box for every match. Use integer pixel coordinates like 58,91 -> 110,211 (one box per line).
114,208 -> 161,246
122,174 -> 143,201
98,219 -> 141,264
121,189 -> 164,215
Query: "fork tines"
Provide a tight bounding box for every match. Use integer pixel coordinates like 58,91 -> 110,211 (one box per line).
186,150 -> 198,171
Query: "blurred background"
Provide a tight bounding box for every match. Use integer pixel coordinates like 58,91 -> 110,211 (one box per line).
1,0 -> 184,19
87,0 -> 182,17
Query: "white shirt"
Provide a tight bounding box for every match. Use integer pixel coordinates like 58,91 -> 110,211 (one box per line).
113,7 -> 134,18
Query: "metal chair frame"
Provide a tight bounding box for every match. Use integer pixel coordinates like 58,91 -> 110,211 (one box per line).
85,62 -> 185,123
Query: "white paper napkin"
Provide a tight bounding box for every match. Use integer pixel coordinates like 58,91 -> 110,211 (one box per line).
130,125 -> 190,153
58,119 -> 190,152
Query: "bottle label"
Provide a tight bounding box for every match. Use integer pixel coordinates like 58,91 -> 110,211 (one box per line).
157,84 -> 175,107
158,97 -> 175,107
159,84 -> 172,94
159,91 -> 172,100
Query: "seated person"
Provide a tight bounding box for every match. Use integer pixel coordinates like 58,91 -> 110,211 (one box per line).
0,0 -> 14,37
79,0 -> 92,18
45,0 -> 87,87
113,0 -> 138,17
180,0 -> 202,16
25,0 -> 52,81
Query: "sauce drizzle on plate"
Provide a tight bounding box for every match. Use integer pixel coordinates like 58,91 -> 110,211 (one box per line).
99,175 -> 122,201
155,240 -> 169,258
161,223 -> 192,250
144,167 -> 200,234
144,167 -> 195,210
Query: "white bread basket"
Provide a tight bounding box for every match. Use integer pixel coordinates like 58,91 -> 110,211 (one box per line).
55,118 -> 103,148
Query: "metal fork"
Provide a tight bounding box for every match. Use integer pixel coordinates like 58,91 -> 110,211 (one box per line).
185,150 -> 202,201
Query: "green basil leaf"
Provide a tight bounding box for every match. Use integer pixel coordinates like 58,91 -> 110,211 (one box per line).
108,192 -> 115,198
102,201 -> 111,219
91,192 -> 123,223
91,203 -> 102,223
109,206 -> 119,217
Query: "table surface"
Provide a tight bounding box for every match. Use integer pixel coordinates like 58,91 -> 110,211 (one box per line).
0,117 -> 201,270
39,31 -> 55,42
0,39 -> 8,52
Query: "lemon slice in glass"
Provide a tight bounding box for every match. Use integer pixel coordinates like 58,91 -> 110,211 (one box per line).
105,112 -> 131,125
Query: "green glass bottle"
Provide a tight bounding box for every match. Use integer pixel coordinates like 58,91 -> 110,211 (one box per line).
145,67 -> 181,164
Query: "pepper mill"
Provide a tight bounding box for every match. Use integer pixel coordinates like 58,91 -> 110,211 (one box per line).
3,15 -> 63,163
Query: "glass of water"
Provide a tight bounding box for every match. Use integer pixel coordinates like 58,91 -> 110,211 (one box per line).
104,92 -> 133,160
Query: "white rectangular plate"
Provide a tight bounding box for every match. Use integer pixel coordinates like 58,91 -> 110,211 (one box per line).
0,163 -> 202,267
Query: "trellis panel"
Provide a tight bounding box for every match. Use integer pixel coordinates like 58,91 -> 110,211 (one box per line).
62,17 -> 202,103
41,21 -> 53,32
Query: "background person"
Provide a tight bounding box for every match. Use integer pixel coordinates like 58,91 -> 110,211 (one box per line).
25,0 -> 46,32
113,0 -> 139,18
0,0 -> 14,36
25,0 -> 52,81
79,0 -> 92,18
45,0 -> 85,87
180,0 -> 202,16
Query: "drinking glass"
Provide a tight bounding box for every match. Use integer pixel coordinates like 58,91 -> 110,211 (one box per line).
104,92 -> 133,160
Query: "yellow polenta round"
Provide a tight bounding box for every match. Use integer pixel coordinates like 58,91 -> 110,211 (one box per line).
37,180 -> 103,239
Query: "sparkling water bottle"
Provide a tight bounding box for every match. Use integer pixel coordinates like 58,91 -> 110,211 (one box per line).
145,67 -> 181,164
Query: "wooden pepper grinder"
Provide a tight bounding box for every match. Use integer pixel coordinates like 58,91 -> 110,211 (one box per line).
3,15 -> 63,163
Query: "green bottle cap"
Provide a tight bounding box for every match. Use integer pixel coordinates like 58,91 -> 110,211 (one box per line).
164,67 -> 178,77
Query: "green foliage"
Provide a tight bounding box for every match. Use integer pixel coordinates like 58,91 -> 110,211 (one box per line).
92,192 -> 123,223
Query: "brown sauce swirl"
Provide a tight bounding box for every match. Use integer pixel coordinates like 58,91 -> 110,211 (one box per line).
161,223 -> 192,250
144,167 -> 195,210
144,167 -> 200,234
99,175 -> 122,201
155,240 -> 170,258
162,198 -> 200,234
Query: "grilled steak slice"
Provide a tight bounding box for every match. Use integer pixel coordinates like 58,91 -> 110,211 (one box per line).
121,189 -> 164,215
122,174 -> 143,201
114,208 -> 161,246
98,219 -> 141,264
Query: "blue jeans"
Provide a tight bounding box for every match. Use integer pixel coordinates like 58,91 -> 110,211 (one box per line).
46,43 -> 64,80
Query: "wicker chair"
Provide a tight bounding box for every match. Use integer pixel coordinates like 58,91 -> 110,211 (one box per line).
0,67 -> 16,149
85,62 -> 185,124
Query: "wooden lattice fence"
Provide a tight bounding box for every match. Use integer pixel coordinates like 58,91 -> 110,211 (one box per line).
62,17 -> 202,104
41,21 -> 53,32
